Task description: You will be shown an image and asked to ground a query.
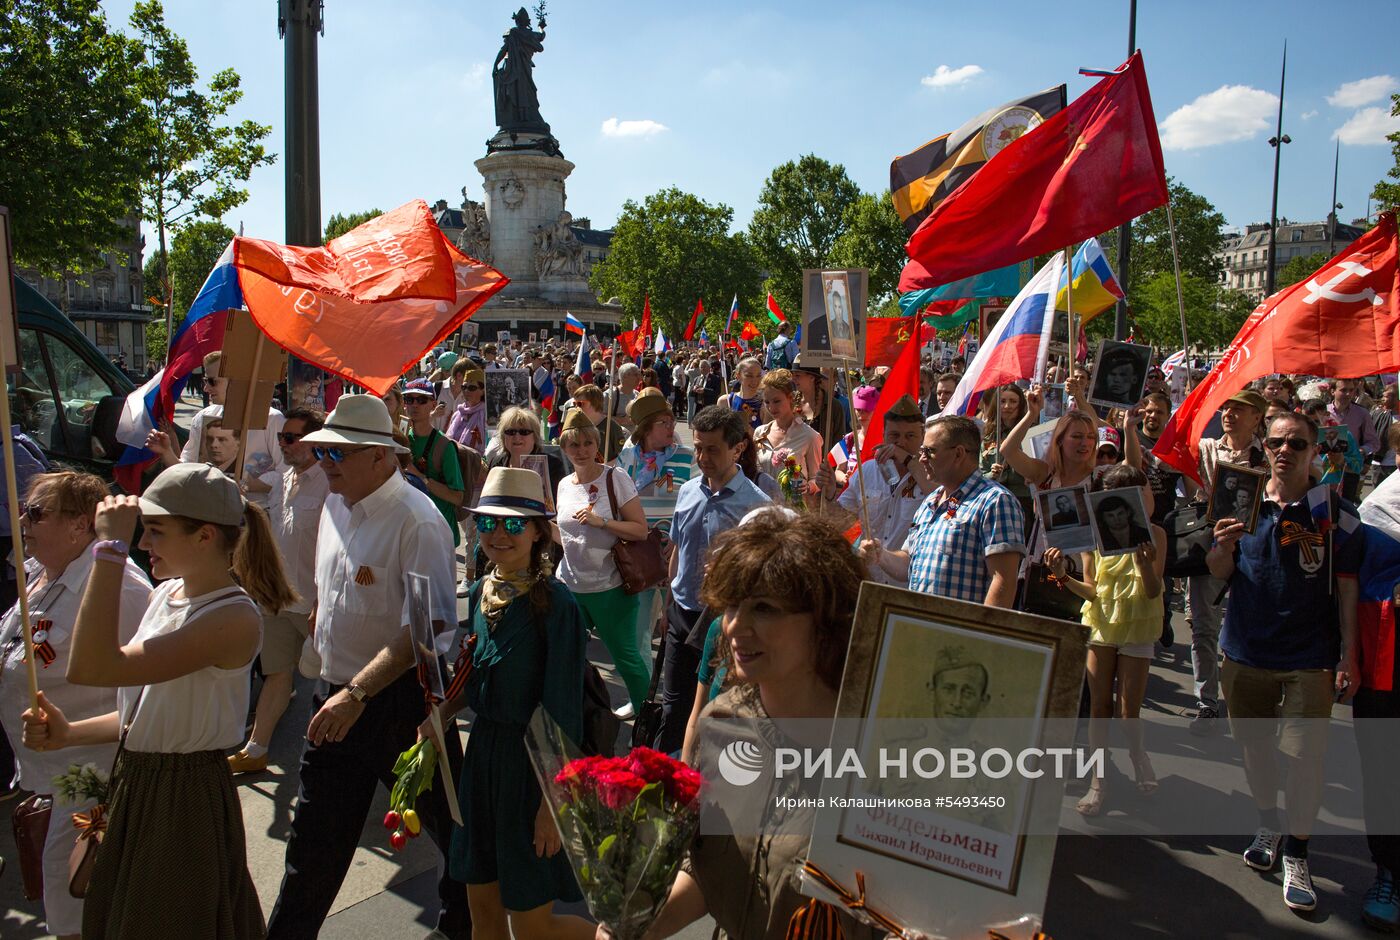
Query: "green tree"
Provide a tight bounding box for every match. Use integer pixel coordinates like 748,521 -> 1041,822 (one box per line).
324,208 -> 384,243
0,0 -> 150,275
131,0 -> 274,349
1130,272 -> 1253,351
1276,250 -> 1330,291
828,191 -> 908,306
1372,93 -> 1400,212
589,188 -> 763,339
748,155 -> 861,316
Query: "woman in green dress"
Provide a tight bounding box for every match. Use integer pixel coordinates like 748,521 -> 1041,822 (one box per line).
438,466 -> 595,940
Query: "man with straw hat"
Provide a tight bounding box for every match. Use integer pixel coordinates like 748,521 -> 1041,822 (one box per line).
266,394 -> 469,940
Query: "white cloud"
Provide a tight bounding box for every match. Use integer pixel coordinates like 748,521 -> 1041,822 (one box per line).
1334,106 -> 1400,145
1300,109 -> 1318,120
460,62 -> 489,91
1159,85 -> 1278,151
921,64 -> 984,89
1326,75 -> 1399,109
600,117 -> 669,138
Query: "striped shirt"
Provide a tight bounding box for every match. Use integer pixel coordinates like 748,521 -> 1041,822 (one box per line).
906,471 -> 1027,602
616,444 -> 695,539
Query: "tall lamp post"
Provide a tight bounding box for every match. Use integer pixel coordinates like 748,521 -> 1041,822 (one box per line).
1264,43 -> 1289,298
1112,0 -> 1138,341
1328,140 -> 1343,257
279,0 -> 323,249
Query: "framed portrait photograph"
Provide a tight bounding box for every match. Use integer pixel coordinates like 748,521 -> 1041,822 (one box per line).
800,268 -> 868,367
1087,340 -> 1152,410
804,584 -> 1089,938
462,320 -> 480,347
0,207 -> 21,375
1086,486 -> 1153,557
1207,460 -> 1267,534
528,331 -> 538,344
521,453 -> 555,511
496,329 -> 513,346
1036,485 -> 1095,553
1019,418 -> 1058,462
485,368 -> 531,424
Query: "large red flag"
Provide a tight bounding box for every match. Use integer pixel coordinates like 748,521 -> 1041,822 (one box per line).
739,320 -> 762,342
900,52 -> 1167,292
683,298 -> 704,341
639,294 -> 652,345
1153,213 -> 1399,482
865,315 -> 917,367
861,320 -> 924,464
235,200 -> 508,394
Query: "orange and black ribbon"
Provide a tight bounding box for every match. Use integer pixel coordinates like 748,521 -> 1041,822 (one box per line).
71,805 -> 106,840
418,633 -> 478,714
1279,520 -> 1325,568
32,619 -> 56,668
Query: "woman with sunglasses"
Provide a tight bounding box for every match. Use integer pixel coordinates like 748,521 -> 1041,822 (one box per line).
0,473 -> 152,939
446,365 -> 488,449
21,463 -> 295,938
434,468 -> 594,940
486,407 -> 566,506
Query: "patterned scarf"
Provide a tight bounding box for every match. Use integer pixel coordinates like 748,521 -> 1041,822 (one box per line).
480,566 -> 540,626
634,444 -> 678,493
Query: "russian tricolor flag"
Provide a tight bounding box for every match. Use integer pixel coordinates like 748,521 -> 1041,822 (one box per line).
575,330 -> 592,385
1359,473 -> 1400,691
565,312 -> 585,336
940,250 -> 1066,417
725,294 -> 739,333
113,241 -> 240,492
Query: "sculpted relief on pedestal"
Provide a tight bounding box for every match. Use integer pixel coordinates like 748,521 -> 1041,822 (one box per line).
457,187 -> 492,262
532,210 -> 584,278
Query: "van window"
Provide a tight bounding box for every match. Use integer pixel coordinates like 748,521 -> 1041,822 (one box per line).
7,327 -> 120,460
10,328 -> 59,450
45,333 -> 112,456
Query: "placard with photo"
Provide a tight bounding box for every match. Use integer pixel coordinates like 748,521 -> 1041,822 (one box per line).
1207,460 -> 1267,534
484,369 -> 531,424
497,329 -> 513,346
800,268 -> 868,367
1087,340 -> 1152,410
1036,485 -> 1095,553
521,453 -> 554,512
462,321 -> 480,347
1086,486 -> 1153,557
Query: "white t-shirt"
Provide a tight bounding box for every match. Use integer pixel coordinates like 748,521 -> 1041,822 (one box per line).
556,467 -> 639,594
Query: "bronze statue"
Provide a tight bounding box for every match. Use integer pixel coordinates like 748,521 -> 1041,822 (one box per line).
492,7 -> 550,136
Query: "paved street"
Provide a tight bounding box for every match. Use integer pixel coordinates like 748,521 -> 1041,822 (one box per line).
0,400 -> 1386,938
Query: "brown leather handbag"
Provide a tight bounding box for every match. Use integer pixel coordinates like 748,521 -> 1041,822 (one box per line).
604,468 -> 668,595
12,793 -> 52,901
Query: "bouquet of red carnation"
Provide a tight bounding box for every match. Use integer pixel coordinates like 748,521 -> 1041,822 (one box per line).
527,710 -> 702,940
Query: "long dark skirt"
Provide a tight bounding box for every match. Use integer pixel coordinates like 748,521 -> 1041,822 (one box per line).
83,749 -> 265,939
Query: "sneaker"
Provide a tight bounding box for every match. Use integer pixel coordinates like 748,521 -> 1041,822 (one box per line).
456,575 -> 474,598
1244,828 -> 1282,871
1363,865 -> 1400,931
1190,704 -> 1220,737
228,750 -> 269,775
1282,855 -> 1318,911
612,702 -> 636,720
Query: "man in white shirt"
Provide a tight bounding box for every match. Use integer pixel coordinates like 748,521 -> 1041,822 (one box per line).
228,408 -> 330,775
266,395 -> 467,940
607,363 -> 642,432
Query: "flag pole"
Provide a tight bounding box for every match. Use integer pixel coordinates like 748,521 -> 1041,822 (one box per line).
820,368 -> 836,513
1165,195 -> 1193,391
603,339 -> 618,461
1063,248 -> 1077,379
0,369 -> 39,712
840,363 -> 874,542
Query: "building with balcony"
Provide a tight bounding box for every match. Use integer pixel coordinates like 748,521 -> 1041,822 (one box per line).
1217,218 -> 1368,301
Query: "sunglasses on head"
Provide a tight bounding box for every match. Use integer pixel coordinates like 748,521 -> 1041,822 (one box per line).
475,515 -> 528,535
502,428 -> 533,437
1264,436 -> 1311,452
277,432 -> 305,445
313,445 -> 373,463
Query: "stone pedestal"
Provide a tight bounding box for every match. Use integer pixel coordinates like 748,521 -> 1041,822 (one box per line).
476,152 -> 573,299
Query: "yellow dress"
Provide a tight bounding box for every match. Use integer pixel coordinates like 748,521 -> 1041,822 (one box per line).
1081,551 -> 1163,648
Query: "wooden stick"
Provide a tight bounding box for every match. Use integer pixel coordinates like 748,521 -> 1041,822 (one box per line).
1165,196 -> 1194,390
602,343 -> 618,462
819,368 -> 837,513
230,333 -> 268,485
0,327 -> 39,710
839,363 -> 874,542
1063,247 -> 1076,374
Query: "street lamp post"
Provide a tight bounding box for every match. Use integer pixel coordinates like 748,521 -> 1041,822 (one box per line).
1264,43 -> 1289,298
279,0 -> 323,249
1328,140 -> 1343,257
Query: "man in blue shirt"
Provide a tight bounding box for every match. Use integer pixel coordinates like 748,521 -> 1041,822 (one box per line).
654,405 -> 770,753
1208,410 -> 1362,914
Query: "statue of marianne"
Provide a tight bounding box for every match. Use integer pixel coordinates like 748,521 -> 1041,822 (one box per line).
492,7 -> 550,136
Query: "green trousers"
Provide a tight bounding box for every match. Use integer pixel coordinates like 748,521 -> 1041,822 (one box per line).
573,584 -> 651,710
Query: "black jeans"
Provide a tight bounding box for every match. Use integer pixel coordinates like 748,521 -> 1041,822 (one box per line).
266,670 -> 469,939
1354,688 -> 1400,874
653,601 -> 704,756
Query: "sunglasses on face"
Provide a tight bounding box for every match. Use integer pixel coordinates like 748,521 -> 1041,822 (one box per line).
502,428 -> 533,437
463,384 -> 482,392
313,445 -> 373,463
20,504 -> 52,524
1264,437 -> 1311,452
475,515 -> 528,535
405,397 -> 434,406
277,432 -> 305,445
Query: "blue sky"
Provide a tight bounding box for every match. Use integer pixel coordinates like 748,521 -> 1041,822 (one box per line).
102,0 -> 1399,244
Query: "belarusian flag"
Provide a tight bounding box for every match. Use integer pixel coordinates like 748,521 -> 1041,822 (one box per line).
765,292 -> 787,325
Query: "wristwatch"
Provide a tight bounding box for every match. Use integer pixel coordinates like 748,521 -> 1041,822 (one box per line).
345,684 -> 370,703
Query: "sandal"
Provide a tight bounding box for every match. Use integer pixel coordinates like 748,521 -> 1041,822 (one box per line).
1076,785 -> 1106,817
1131,753 -> 1159,796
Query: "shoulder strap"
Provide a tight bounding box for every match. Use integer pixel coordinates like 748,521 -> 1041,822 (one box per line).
427,428 -> 449,479
604,467 -> 619,518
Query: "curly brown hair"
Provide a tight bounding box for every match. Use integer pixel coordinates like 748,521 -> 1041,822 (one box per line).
699,510 -> 867,690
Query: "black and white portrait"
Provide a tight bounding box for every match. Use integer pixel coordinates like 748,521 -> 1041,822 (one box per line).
485,368 -> 531,424
1088,340 -> 1152,410
1087,486 -> 1152,557
462,321 -> 480,347
1208,461 -> 1266,534
800,268 -> 867,367
1037,485 -> 1095,552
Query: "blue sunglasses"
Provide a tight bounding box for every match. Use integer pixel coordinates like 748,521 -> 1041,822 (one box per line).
476,515 -> 528,535
312,445 -> 372,463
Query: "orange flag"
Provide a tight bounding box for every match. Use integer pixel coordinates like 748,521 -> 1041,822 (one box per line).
234,200 -> 508,395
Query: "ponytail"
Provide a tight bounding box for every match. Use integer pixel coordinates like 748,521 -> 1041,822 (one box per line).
233,502 -> 297,613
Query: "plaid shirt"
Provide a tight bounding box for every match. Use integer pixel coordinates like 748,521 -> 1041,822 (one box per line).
906,471 -> 1027,602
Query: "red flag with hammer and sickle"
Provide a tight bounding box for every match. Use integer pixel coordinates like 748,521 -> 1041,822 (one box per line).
1154,212 -> 1398,482
864,315 -> 917,367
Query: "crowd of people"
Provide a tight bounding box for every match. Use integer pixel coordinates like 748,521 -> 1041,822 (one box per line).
2,327 -> 1400,938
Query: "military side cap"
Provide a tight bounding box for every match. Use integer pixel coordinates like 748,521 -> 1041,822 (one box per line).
886,394 -> 923,420
560,408 -> 596,435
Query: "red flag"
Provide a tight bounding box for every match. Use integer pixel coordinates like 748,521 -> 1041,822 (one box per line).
683,298 -> 704,341
617,327 -> 644,359
766,292 -> 787,324
865,315 -> 917,367
639,295 -> 652,345
861,320 -> 923,464
1153,213 -> 1399,482
900,53 -> 1167,292
235,200 -> 508,395
740,320 -> 761,342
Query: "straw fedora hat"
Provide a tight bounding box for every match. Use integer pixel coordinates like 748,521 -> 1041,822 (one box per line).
301,393 -> 409,453
474,466 -> 554,518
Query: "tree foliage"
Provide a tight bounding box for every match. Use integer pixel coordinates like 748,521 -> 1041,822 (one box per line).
132,0 -> 274,320
1276,250 -> 1330,291
1129,272 -> 1254,351
589,188 -> 763,339
324,208 -> 385,243
1372,93 -> 1400,212
0,0 -> 150,275
748,155 -> 862,316
828,191 -> 908,307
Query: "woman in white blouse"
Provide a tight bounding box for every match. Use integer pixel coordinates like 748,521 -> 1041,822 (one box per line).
754,368 -> 823,500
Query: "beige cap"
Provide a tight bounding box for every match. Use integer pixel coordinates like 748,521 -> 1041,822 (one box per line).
139,463 -> 245,527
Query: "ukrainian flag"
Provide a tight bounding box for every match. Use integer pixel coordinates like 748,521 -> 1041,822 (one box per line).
1055,239 -> 1124,323
890,85 -> 1066,233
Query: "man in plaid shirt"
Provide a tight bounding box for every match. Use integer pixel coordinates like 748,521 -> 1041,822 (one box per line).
862,416 -> 1025,605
